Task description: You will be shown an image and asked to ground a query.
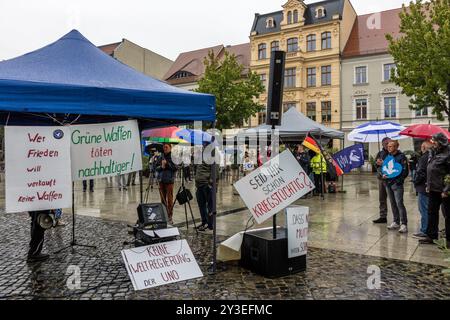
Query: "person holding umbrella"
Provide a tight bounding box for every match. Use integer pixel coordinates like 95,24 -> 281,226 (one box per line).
419,133 -> 450,247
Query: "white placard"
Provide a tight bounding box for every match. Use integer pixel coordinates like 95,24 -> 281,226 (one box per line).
70,120 -> 142,181
285,206 -> 309,258
5,126 -> 72,213
121,239 -> 203,291
234,150 -> 315,224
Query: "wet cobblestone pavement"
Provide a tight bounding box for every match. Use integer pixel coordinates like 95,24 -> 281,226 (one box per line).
0,212 -> 449,300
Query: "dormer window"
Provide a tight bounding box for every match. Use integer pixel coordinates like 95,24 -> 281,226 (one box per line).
315,6 -> 326,18
169,71 -> 194,80
293,10 -> 298,23
287,11 -> 292,24
266,17 -> 275,28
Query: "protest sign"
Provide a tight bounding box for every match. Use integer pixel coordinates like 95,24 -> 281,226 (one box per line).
234,150 -> 314,224
285,206 -> 309,258
70,120 -> 142,180
5,126 -> 72,213
121,239 -> 203,291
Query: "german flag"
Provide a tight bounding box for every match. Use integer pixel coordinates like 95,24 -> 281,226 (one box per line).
302,135 -> 321,154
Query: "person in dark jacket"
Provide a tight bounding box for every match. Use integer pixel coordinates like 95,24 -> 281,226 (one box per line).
155,143 -> 178,224
420,133 -> 450,246
383,140 -> 409,233
413,141 -> 433,239
373,137 -> 392,223
27,210 -> 50,262
294,145 -> 311,175
195,146 -> 220,232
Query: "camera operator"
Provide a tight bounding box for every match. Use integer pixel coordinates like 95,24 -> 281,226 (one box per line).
155,143 -> 178,224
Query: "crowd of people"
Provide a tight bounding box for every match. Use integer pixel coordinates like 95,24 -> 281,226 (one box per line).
25,134 -> 450,262
372,133 -> 450,247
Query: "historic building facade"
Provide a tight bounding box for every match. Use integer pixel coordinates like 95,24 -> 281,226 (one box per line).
341,8 -> 447,160
249,0 -> 357,129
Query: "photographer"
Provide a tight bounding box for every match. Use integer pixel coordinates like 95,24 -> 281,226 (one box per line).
155,143 -> 178,224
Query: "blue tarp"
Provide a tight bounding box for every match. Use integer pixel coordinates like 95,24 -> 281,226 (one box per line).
0,30 -> 215,127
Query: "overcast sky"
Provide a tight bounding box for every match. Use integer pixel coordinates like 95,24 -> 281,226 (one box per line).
0,0 -> 410,61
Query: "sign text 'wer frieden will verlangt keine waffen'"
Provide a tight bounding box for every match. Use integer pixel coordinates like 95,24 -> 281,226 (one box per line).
5,126 -> 72,213
70,120 -> 143,180
234,150 -> 315,224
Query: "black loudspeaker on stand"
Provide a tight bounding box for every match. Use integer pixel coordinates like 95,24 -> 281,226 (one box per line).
266,50 -> 286,240
266,50 -> 285,127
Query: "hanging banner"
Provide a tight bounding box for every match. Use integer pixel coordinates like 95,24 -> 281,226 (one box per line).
332,144 -> 365,173
5,126 -> 72,213
70,120 -> 142,181
121,239 -> 203,291
234,150 -> 315,224
285,206 -> 309,258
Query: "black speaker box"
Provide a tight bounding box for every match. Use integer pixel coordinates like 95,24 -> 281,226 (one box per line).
240,228 -> 306,278
266,50 -> 286,127
137,203 -> 169,229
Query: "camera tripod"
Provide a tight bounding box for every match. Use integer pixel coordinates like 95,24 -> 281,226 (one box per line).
172,166 -> 198,235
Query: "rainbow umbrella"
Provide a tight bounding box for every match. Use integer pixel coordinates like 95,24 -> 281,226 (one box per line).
141,126 -> 188,144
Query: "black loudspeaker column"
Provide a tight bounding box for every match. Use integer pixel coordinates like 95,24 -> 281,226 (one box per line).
266,50 -> 286,127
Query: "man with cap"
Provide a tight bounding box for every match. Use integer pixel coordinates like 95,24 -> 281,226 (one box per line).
373,137 -> 392,223
420,132 -> 450,246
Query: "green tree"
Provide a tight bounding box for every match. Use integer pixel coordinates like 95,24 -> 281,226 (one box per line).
386,0 -> 450,129
196,50 -> 265,130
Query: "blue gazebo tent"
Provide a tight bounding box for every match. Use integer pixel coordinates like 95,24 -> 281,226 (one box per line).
0,30 -> 215,127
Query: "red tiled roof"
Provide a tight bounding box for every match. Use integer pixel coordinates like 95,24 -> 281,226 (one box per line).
343,7 -> 403,58
164,43 -> 251,83
222,43 -> 250,69
98,41 -> 122,56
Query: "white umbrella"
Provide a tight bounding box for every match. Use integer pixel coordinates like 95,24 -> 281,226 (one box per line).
348,121 -> 408,143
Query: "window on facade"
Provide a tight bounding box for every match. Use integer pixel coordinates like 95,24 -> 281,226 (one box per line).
383,63 -> 396,82
258,43 -> 267,60
287,38 -> 298,52
307,102 -> 316,121
271,41 -> 279,52
321,65 -> 331,86
266,18 -> 274,28
293,10 -> 298,23
258,112 -> 267,125
355,99 -> 367,120
259,74 -> 267,91
307,34 -> 316,52
321,32 -> 331,49
283,102 -> 296,113
384,97 -> 397,118
321,101 -> 332,122
284,68 -> 296,88
416,108 -> 428,117
307,67 -> 316,87
355,66 -> 367,84
316,8 -> 326,18
287,11 -> 292,24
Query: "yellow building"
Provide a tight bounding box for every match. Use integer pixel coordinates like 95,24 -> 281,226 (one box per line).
249,0 -> 356,130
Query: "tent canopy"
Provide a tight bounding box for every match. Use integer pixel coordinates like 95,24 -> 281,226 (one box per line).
0,30 -> 215,127
238,107 -> 344,140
